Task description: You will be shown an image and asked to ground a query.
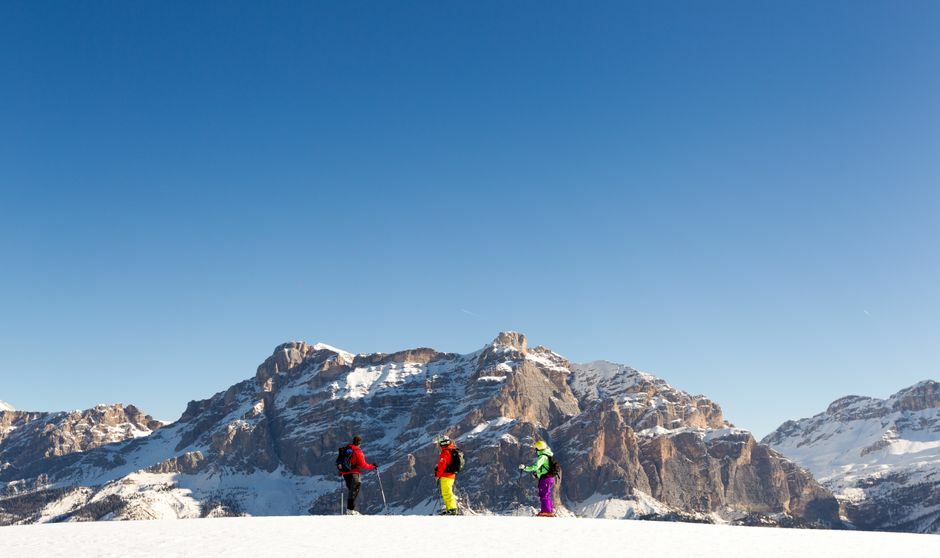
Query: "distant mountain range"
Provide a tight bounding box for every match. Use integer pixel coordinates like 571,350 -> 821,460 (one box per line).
1,332 -> 933,533
763,380 -> 940,533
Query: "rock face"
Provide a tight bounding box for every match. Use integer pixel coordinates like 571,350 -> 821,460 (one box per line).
763,380 -> 940,533
557,362 -> 837,523
0,333 -> 838,528
0,404 -> 162,474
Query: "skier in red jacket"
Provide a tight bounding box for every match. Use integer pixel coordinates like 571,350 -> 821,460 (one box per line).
435,436 -> 460,515
339,435 -> 377,515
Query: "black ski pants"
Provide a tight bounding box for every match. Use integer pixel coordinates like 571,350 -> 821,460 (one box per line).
344,473 -> 361,511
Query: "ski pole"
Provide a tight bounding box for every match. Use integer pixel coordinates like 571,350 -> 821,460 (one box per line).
376,468 -> 390,515
433,478 -> 441,515
341,484 -> 345,515
459,486 -> 473,515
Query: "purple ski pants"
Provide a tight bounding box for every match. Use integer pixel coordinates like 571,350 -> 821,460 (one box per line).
538,475 -> 555,513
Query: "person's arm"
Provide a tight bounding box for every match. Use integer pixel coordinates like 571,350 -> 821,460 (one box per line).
360,449 -> 377,470
355,448 -> 377,471
522,454 -> 547,473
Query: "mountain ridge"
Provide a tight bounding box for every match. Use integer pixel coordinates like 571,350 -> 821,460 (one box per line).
2,332 -> 838,528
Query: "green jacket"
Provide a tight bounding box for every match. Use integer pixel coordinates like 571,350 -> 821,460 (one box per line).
523,449 -> 553,478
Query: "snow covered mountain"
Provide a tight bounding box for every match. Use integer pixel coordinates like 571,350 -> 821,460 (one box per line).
0,401 -> 14,412
0,333 -> 838,527
763,380 -> 940,533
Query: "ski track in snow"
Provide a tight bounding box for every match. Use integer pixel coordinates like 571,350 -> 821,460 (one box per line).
2,516 -> 938,558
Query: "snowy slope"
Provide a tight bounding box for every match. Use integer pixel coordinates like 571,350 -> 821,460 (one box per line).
763,380 -> 940,533
0,401 -> 14,412
2,515 -> 938,558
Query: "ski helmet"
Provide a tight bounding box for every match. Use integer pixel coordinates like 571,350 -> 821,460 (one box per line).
533,440 -> 548,451
437,435 -> 452,447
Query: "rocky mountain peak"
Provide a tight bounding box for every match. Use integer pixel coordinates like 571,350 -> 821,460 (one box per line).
890,380 -> 940,412
825,395 -> 872,416
490,331 -> 528,353
254,341 -> 354,390
0,400 -> 14,412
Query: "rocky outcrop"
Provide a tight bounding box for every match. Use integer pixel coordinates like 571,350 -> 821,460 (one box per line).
568,361 -> 725,430
147,451 -> 206,475
553,363 -> 838,523
641,431 -> 836,522
891,381 -> 940,413
1,333 -> 839,528
492,331 -> 528,353
552,399 -> 651,504
764,380 -> 940,533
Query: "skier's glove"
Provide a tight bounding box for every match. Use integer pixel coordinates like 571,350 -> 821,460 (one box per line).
518,464 -> 526,471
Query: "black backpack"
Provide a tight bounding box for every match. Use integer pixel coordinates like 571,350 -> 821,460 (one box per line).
336,445 -> 354,473
545,454 -> 561,478
444,447 -> 465,474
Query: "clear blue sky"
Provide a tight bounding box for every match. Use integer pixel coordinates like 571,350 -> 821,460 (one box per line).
1,1 -> 937,436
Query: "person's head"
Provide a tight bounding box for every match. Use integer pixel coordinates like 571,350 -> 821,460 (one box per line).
352,435 -> 362,446
437,435 -> 452,448
533,440 -> 549,452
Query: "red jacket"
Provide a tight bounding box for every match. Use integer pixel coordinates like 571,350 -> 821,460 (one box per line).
341,444 -> 376,476
435,444 -> 457,479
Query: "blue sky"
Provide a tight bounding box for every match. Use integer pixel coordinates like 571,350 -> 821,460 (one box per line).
1,1 -> 937,436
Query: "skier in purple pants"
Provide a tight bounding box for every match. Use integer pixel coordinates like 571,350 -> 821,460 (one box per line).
518,440 -> 560,517
538,474 -> 555,514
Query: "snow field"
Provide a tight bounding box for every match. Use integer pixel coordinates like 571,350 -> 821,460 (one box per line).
3,515 -> 938,558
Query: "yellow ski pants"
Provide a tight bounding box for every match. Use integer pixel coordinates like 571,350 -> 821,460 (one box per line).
439,476 -> 457,511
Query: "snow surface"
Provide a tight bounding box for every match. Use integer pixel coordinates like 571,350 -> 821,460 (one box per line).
2,516 -> 937,558
0,400 -> 14,412
636,425 -> 750,441
573,490 -> 672,519
310,342 -> 353,360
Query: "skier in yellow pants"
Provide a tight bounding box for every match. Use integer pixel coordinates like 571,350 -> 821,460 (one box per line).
434,436 -> 462,515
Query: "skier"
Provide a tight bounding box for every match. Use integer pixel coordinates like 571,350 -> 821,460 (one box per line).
518,440 -> 559,517
337,435 -> 377,515
434,436 -> 462,515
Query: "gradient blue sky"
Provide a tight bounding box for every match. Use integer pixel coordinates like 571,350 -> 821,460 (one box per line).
1,1 -> 937,436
